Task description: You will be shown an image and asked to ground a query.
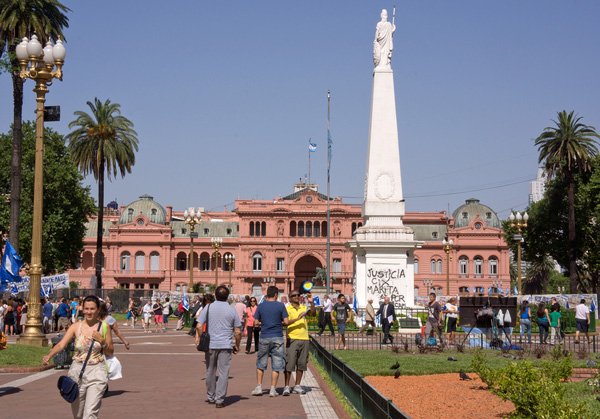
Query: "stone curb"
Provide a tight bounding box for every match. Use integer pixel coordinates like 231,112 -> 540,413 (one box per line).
308,361 -> 352,419
0,364 -> 55,374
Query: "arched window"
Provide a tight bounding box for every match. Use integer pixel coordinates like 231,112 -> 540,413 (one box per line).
252,252 -> 262,271
298,221 -> 304,237
150,252 -> 159,272
82,251 -> 93,270
474,257 -> 483,275
127,208 -> 134,223
358,222 -> 363,228
414,287 -> 419,296
261,221 -> 266,237
321,221 -> 327,237
120,252 -> 130,271
437,260 -> 443,274
351,222 -> 357,235
306,221 -> 312,237
249,221 -> 255,237
314,221 -> 320,237
459,286 -> 469,293
414,259 -> 419,274
176,251 -> 187,270
290,221 -> 297,237
135,252 -> 145,272
150,208 -> 157,223
489,257 -> 498,275
255,221 -> 261,237
459,257 -> 468,275
200,252 -> 210,271
430,260 -> 436,274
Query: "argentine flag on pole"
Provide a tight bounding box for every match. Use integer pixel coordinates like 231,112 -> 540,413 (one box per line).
592,299 -> 596,312
514,286 -> 518,295
41,284 -> 49,298
353,295 -> 358,314
309,141 -> 317,152
0,240 -> 24,283
182,295 -> 190,311
506,286 -> 510,295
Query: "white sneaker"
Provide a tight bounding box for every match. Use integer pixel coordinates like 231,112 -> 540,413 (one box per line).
123,323 -> 128,326
251,385 -> 262,396
283,386 -> 291,396
293,385 -> 306,395
269,387 -> 279,397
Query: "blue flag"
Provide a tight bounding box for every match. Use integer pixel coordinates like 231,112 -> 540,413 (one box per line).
0,240 -> 24,283
566,300 -> 570,309
259,295 -> 265,305
498,287 -> 504,295
514,286 -> 518,295
506,286 -> 510,295
592,299 -> 596,312
466,286 -> 470,293
352,295 -> 358,314
41,284 -> 49,298
182,295 -> 189,311
313,296 -> 321,306
309,141 -> 317,152
488,287 -> 492,294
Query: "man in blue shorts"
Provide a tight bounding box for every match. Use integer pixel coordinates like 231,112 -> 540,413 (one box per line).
42,298 -> 54,333
251,285 -> 290,398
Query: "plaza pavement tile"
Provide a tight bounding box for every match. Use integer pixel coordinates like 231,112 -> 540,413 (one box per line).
1,327 -> 337,418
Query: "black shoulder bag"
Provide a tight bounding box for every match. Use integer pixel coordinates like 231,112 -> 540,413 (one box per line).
57,322 -> 102,403
196,306 -> 210,352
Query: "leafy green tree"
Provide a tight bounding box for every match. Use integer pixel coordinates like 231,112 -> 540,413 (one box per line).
535,110 -> 600,292
67,98 -> 139,289
503,157 -> 600,293
0,0 -> 70,254
0,121 -> 95,274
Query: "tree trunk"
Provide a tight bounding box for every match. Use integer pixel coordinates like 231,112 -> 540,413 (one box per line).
9,61 -> 24,254
566,171 -> 578,293
95,160 -> 104,289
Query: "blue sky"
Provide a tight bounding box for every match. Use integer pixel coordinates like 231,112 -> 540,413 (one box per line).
1,1 -> 599,218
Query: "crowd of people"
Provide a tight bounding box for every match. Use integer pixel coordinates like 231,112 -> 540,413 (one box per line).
16,287 -> 595,417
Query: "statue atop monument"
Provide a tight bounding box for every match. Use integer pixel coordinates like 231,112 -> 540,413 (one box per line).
373,8 -> 395,70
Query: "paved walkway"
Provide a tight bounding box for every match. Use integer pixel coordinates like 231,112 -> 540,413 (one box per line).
1,326 -> 338,418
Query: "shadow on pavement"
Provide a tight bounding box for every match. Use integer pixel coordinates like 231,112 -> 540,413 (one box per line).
223,395 -> 249,406
0,387 -> 23,397
104,390 -> 134,398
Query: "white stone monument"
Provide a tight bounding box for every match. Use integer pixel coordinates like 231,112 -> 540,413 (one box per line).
346,9 -> 421,310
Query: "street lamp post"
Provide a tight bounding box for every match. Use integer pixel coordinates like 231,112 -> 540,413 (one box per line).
225,254 -> 235,292
16,35 -> 66,347
211,238 -> 223,288
184,208 -> 201,292
442,239 -> 453,295
423,279 -> 433,296
509,211 -> 528,295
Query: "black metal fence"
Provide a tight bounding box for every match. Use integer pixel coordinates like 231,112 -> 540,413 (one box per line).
310,337 -> 411,419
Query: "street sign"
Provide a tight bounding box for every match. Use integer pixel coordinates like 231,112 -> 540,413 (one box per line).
44,106 -> 60,121
190,232 -> 198,238
513,234 -> 522,241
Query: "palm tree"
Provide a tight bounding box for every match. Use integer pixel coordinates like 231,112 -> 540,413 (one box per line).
0,0 -> 70,253
526,256 -> 556,294
535,110 -> 600,292
67,98 -> 139,289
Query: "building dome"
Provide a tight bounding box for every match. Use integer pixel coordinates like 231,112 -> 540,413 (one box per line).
452,198 -> 501,229
119,194 -> 167,225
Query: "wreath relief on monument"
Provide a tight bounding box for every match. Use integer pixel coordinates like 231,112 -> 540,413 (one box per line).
374,171 -> 395,201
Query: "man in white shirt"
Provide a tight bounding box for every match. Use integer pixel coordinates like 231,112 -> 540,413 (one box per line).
142,300 -> 153,333
317,295 -> 335,336
574,299 -> 591,344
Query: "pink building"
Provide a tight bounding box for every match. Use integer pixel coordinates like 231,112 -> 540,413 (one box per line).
68,188 -> 509,298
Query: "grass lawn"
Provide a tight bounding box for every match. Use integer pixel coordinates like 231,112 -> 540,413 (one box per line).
0,344 -> 51,368
334,350 -> 593,377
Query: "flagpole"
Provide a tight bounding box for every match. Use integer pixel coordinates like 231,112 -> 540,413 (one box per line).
308,138 -> 311,186
326,91 -> 331,295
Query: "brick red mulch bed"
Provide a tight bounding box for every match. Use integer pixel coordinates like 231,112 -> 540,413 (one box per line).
366,373 -> 515,419
0,364 -> 55,373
